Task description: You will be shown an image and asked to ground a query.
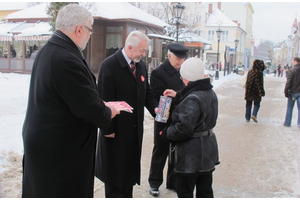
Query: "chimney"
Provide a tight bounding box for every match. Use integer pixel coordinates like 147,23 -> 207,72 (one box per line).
209,4 -> 212,14
217,2 -> 221,10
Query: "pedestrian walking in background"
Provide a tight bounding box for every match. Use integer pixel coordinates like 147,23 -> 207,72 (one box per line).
161,57 -> 219,198
244,59 -> 265,123
148,43 -> 188,196
280,67 -> 284,77
277,64 -> 281,77
21,4 -> 120,198
286,65 -> 290,77
95,30 -> 158,198
283,57 -> 300,128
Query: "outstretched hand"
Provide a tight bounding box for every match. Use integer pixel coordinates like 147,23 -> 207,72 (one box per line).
163,89 -> 176,98
106,103 -> 120,119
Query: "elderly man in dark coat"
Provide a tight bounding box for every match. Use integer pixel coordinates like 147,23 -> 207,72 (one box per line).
148,43 -> 188,196
95,31 -> 158,198
22,4 -> 119,198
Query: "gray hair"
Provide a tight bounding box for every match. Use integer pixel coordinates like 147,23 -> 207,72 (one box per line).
55,4 -> 94,33
167,49 -> 174,58
125,31 -> 150,48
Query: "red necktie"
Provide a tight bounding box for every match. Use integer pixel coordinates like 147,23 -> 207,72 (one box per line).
130,61 -> 136,78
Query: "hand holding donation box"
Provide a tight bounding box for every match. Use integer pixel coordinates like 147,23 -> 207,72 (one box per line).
105,101 -> 133,113
155,96 -> 172,123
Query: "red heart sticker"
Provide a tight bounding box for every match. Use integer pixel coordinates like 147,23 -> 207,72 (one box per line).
141,75 -> 145,82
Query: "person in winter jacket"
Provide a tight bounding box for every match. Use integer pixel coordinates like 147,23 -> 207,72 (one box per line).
244,59 -> 265,123
283,57 -> 300,128
160,57 -> 220,198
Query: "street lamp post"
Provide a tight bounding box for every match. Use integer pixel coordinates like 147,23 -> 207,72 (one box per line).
226,46 -> 230,75
215,27 -> 222,80
234,39 -> 239,74
173,2 -> 185,43
224,45 -> 228,76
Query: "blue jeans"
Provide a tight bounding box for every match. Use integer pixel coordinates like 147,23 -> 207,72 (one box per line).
284,93 -> 300,127
245,101 -> 260,120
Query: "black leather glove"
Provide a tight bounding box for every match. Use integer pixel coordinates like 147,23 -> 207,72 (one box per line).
284,91 -> 289,98
159,127 -> 170,143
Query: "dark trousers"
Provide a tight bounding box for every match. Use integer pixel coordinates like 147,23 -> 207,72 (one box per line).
104,184 -> 133,198
148,143 -> 176,189
148,122 -> 176,189
245,100 -> 261,120
176,172 -> 213,198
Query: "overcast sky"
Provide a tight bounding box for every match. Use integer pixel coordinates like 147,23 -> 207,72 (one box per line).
251,2 -> 300,45
1,1 -> 300,46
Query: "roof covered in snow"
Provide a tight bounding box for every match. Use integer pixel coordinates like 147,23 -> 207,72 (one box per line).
5,3 -> 49,20
206,8 -> 238,27
0,22 -> 21,36
5,2 -> 168,28
0,2 -> 28,11
17,22 -> 52,36
0,21 -> 51,36
92,2 -> 168,28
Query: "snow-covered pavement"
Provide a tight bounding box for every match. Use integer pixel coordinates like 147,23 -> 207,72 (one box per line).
1,71 -> 300,197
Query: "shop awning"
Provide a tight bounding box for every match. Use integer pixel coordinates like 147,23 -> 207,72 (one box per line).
147,34 -> 175,41
14,35 -> 51,41
178,31 -> 212,47
0,22 -> 22,41
0,35 -> 13,41
14,22 -> 52,41
18,22 -> 52,36
0,21 -> 52,41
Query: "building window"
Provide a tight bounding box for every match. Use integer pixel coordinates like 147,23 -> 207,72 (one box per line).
0,41 -> 9,58
208,30 -> 214,41
195,30 -> 201,36
196,15 -> 201,23
222,31 -> 229,42
106,26 -> 123,58
128,27 -> 136,34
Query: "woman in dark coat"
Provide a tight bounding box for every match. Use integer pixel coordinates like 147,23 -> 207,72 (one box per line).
245,59 -> 265,123
161,57 -> 220,198
22,4 -> 119,198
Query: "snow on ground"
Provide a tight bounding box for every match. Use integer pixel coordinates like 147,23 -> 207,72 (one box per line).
0,71 -> 241,197
0,71 -> 239,155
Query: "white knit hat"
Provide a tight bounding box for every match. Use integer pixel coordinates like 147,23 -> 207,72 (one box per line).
180,57 -> 204,82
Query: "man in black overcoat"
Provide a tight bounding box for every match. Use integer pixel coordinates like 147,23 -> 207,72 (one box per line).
148,43 -> 189,196
95,31 -> 158,198
21,4 -> 119,198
